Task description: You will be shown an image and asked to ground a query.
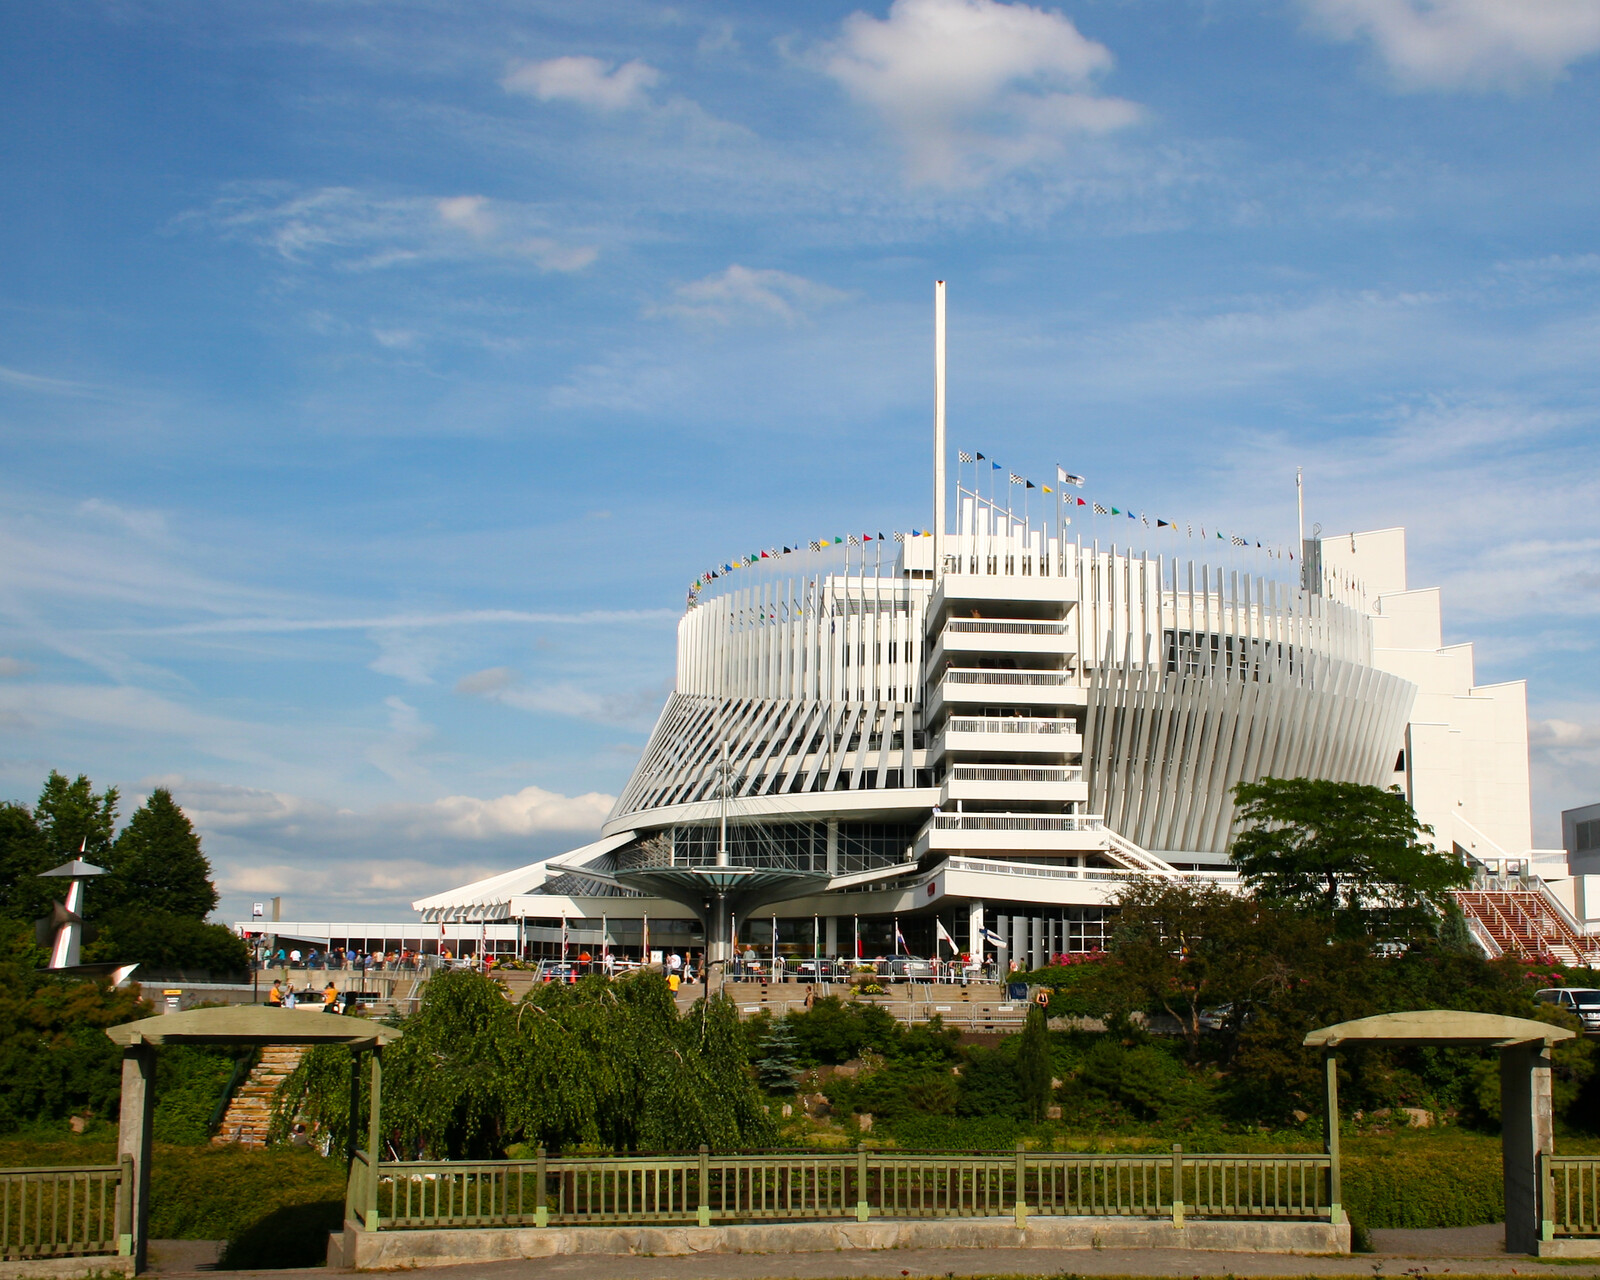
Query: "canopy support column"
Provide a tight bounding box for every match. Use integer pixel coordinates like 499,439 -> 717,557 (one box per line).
1501,1039 -> 1554,1254
1323,1052 -> 1343,1226
366,1046 -> 384,1229
116,1043 -> 155,1273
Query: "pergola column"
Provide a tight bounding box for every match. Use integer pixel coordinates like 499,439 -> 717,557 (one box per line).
116,1043 -> 156,1272
1323,1053 -> 1343,1226
366,1046 -> 384,1229
1501,1040 -> 1554,1254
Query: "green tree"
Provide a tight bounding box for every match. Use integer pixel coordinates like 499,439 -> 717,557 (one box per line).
34,772 -> 119,868
1015,1003 -> 1053,1124
0,803 -> 52,926
274,969 -> 776,1157
82,910 -> 250,976
1230,778 -> 1467,933
1104,877 -> 1286,1059
104,788 -> 218,919
755,1016 -> 802,1093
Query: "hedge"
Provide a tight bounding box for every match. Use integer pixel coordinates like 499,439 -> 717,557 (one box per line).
1343,1142 -> 1503,1228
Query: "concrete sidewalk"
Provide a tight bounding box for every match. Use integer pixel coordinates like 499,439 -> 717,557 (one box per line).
150,1225 -> 1600,1279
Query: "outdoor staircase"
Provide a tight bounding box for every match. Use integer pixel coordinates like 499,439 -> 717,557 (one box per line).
212,1045 -> 305,1147
1454,883 -> 1600,967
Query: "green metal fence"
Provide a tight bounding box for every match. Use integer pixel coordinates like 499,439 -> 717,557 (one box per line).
0,1158 -> 130,1260
1545,1155 -> 1600,1238
354,1145 -> 1333,1232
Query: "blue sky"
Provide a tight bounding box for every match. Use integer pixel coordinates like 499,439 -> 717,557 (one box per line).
2,0 -> 1597,924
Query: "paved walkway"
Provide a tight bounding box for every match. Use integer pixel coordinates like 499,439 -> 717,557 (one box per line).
149,1225 -> 1600,1279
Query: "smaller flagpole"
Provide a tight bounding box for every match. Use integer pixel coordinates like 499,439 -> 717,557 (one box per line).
814,914 -> 820,976
772,912 -> 779,978
643,911 -> 649,965
854,914 -> 860,962
601,912 -> 608,965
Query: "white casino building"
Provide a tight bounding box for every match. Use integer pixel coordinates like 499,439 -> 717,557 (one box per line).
256,290 -> 1599,969
407,507 -> 1592,969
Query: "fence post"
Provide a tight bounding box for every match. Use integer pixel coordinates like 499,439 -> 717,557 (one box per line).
1013,1141 -> 1028,1230
1171,1144 -> 1184,1228
116,1154 -> 134,1256
697,1145 -> 711,1228
535,1147 -> 548,1229
855,1145 -> 870,1223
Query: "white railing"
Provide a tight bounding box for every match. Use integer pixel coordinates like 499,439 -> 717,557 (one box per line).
948,765 -> 1083,783
1463,912 -> 1502,959
932,814 -> 1105,832
1105,830 -> 1182,878
945,856 -> 1121,882
944,669 -> 1071,686
944,619 -> 1067,636
946,717 -> 1077,735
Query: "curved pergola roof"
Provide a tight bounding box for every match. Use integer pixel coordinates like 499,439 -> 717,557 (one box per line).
106,1005 -> 401,1048
1304,1009 -> 1573,1049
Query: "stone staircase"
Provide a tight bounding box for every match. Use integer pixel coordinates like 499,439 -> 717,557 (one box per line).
212,1045 -> 305,1147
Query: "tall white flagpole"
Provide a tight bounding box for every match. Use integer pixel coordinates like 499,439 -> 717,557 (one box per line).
934,280 -> 946,586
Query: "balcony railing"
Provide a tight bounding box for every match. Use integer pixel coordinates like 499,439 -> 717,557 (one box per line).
946,717 -> 1077,735
948,765 -> 1083,783
944,620 -> 1067,636
944,669 -> 1071,686
932,814 -> 1105,833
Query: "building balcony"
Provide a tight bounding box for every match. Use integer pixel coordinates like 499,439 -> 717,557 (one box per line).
927,668 -> 1084,720
940,764 -> 1088,807
936,716 -> 1082,758
914,812 -> 1108,858
928,618 -> 1076,668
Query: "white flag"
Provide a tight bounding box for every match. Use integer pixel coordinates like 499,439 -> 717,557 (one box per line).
935,919 -> 958,952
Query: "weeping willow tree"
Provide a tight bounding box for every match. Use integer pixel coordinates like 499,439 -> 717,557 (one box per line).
272,968 -> 775,1158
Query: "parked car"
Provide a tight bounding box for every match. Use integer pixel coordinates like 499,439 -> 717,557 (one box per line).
876,954 -> 933,980
534,960 -> 579,983
1534,988 -> 1600,1033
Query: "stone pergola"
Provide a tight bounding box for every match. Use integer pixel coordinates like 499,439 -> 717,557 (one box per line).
106,1006 -> 401,1273
1305,1009 -> 1574,1254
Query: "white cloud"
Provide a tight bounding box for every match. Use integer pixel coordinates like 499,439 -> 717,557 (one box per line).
199,187 -> 599,275
1302,0 -> 1600,90
650,264 -> 850,326
0,657 -> 29,678
502,55 -> 662,111
455,665 -> 518,696
436,194 -> 495,237
77,498 -> 167,540
820,0 -> 1142,186
154,776 -> 617,920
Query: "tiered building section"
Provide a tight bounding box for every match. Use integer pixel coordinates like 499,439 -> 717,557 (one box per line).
404,506 -> 1592,970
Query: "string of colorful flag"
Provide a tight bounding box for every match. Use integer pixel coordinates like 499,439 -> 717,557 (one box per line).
686,530 -> 934,602
956,450 -> 1300,564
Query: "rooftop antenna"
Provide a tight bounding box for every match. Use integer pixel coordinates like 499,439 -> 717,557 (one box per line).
934,280 -> 946,586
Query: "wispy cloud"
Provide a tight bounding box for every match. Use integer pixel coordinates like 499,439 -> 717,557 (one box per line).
502,55 -> 663,111
819,0 -> 1142,187
193,186 -> 600,274
649,264 -> 850,326
455,665 -> 669,730
1301,0 -> 1600,91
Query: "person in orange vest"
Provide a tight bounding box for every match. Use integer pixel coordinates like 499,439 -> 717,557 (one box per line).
266,981 -> 283,1007
323,981 -> 339,1012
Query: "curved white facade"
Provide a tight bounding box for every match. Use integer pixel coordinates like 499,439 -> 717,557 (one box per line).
416,499 -> 1533,969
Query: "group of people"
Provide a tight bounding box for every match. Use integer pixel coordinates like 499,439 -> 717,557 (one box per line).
259,946 -> 435,973
264,979 -> 344,1011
